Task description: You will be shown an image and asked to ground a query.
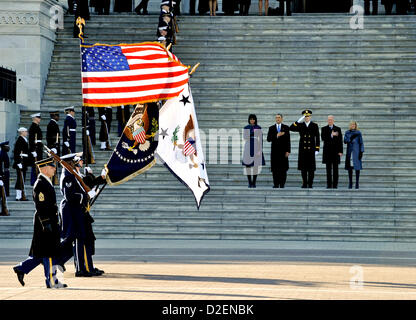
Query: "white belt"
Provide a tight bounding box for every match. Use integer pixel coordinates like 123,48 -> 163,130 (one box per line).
69,129 -> 76,132
20,153 -> 28,157
35,140 -> 42,143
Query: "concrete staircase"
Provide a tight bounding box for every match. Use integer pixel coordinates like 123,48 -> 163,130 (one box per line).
1,14 -> 416,241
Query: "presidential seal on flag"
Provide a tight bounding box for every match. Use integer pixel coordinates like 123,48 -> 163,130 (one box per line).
105,102 -> 159,185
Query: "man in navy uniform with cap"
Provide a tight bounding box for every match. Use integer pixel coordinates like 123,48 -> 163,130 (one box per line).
58,153 -> 100,277
290,109 -> 320,188
28,113 -> 43,186
13,157 -> 67,288
0,141 -> 10,196
13,128 -> 30,201
62,106 -> 77,155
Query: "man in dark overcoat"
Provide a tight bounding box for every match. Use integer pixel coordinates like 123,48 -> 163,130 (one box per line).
267,114 -> 291,188
290,109 -> 320,188
321,115 -> 343,189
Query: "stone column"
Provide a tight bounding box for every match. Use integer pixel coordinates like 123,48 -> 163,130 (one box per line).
0,0 -> 64,110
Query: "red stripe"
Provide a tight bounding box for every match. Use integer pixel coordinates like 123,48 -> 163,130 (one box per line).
125,54 -> 169,60
121,46 -> 165,54
83,79 -> 188,94
83,91 -> 183,105
82,69 -> 188,83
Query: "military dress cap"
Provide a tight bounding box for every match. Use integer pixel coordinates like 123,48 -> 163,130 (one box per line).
64,106 -> 75,113
0,141 -> 9,147
49,110 -> 59,115
60,153 -> 77,162
73,152 -> 84,163
18,127 -> 28,132
35,157 -> 56,168
30,113 -> 41,118
302,109 -> 313,116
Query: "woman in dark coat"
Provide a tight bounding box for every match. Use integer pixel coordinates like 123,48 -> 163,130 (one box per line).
242,114 -> 265,188
344,121 -> 364,189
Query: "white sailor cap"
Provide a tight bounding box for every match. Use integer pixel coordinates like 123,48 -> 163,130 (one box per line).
18,127 -> 28,132
30,113 -> 41,118
64,106 -> 75,113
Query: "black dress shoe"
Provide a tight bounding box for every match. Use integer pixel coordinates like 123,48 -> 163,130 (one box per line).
13,267 -> 25,286
94,268 -> 104,274
75,270 -> 93,277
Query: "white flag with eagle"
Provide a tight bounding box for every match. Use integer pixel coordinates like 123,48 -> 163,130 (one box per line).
156,83 -> 210,209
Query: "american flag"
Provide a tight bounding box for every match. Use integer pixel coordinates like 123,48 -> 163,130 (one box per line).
81,42 -> 189,107
183,138 -> 196,156
133,127 -> 146,144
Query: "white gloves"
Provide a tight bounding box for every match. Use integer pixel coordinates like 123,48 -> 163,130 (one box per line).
31,151 -> 37,158
17,163 -> 23,169
101,168 -> 107,178
88,189 -> 96,198
51,148 -> 57,154
315,151 -> 319,156
101,115 -> 106,121
84,166 -> 92,174
297,115 -> 305,123
64,141 -> 70,147
86,130 -> 90,136
0,180 -> 3,187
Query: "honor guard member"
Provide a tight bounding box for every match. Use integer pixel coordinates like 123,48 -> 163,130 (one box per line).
58,153 -> 97,277
98,107 -> 113,150
28,113 -> 43,186
62,106 -> 77,155
290,109 -> 320,188
321,115 -> 343,189
13,157 -> 67,288
86,107 -> 96,145
116,105 -> 131,136
47,111 -> 61,185
13,128 -> 30,201
0,141 -> 10,196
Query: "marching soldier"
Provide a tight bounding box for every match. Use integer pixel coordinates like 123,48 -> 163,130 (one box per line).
47,110 -> 61,185
290,109 -> 320,188
98,107 -> 112,151
0,141 -> 10,196
13,128 -> 30,201
62,106 -> 77,155
28,113 -> 43,186
13,157 -> 67,288
116,105 -> 131,137
58,153 -> 98,277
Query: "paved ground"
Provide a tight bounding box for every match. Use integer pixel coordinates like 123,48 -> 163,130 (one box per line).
0,239 -> 415,300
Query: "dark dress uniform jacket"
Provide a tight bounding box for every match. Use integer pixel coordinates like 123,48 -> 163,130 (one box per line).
267,124 -> 291,172
28,122 -> 43,164
60,169 -> 88,241
62,115 -> 77,155
321,125 -> 343,165
46,119 -> 60,156
290,121 -> 320,171
13,136 -> 30,169
29,174 -> 61,258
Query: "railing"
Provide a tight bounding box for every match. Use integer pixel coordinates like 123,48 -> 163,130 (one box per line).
0,66 -> 16,103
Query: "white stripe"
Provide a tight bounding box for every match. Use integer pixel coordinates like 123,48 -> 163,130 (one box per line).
119,45 -> 165,50
123,49 -> 167,57
83,86 -> 185,99
127,58 -> 170,64
82,73 -> 189,89
82,65 -> 187,78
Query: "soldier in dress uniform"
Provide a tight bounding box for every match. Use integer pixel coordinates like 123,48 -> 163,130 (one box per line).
0,141 -> 10,196
28,113 -> 43,186
13,128 -> 30,201
62,106 -> 77,155
58,153 -> 98,277
86,107 -> 96,146
267,114 -> 291,188
117,105 -> 131,137
289,109 -> 320,188
47,111 -> 61,185
321,115 -> 343,189
98,107 -> 113,150
13,157 -> 67,288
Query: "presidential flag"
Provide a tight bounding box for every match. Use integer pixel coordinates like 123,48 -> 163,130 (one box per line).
156,83 -> 210,209
105,102 -> 159,186
81,42 -> 189,107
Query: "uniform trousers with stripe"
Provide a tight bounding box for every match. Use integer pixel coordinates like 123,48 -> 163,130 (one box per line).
58,238 -> 93,273
14,256 -> 59,288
